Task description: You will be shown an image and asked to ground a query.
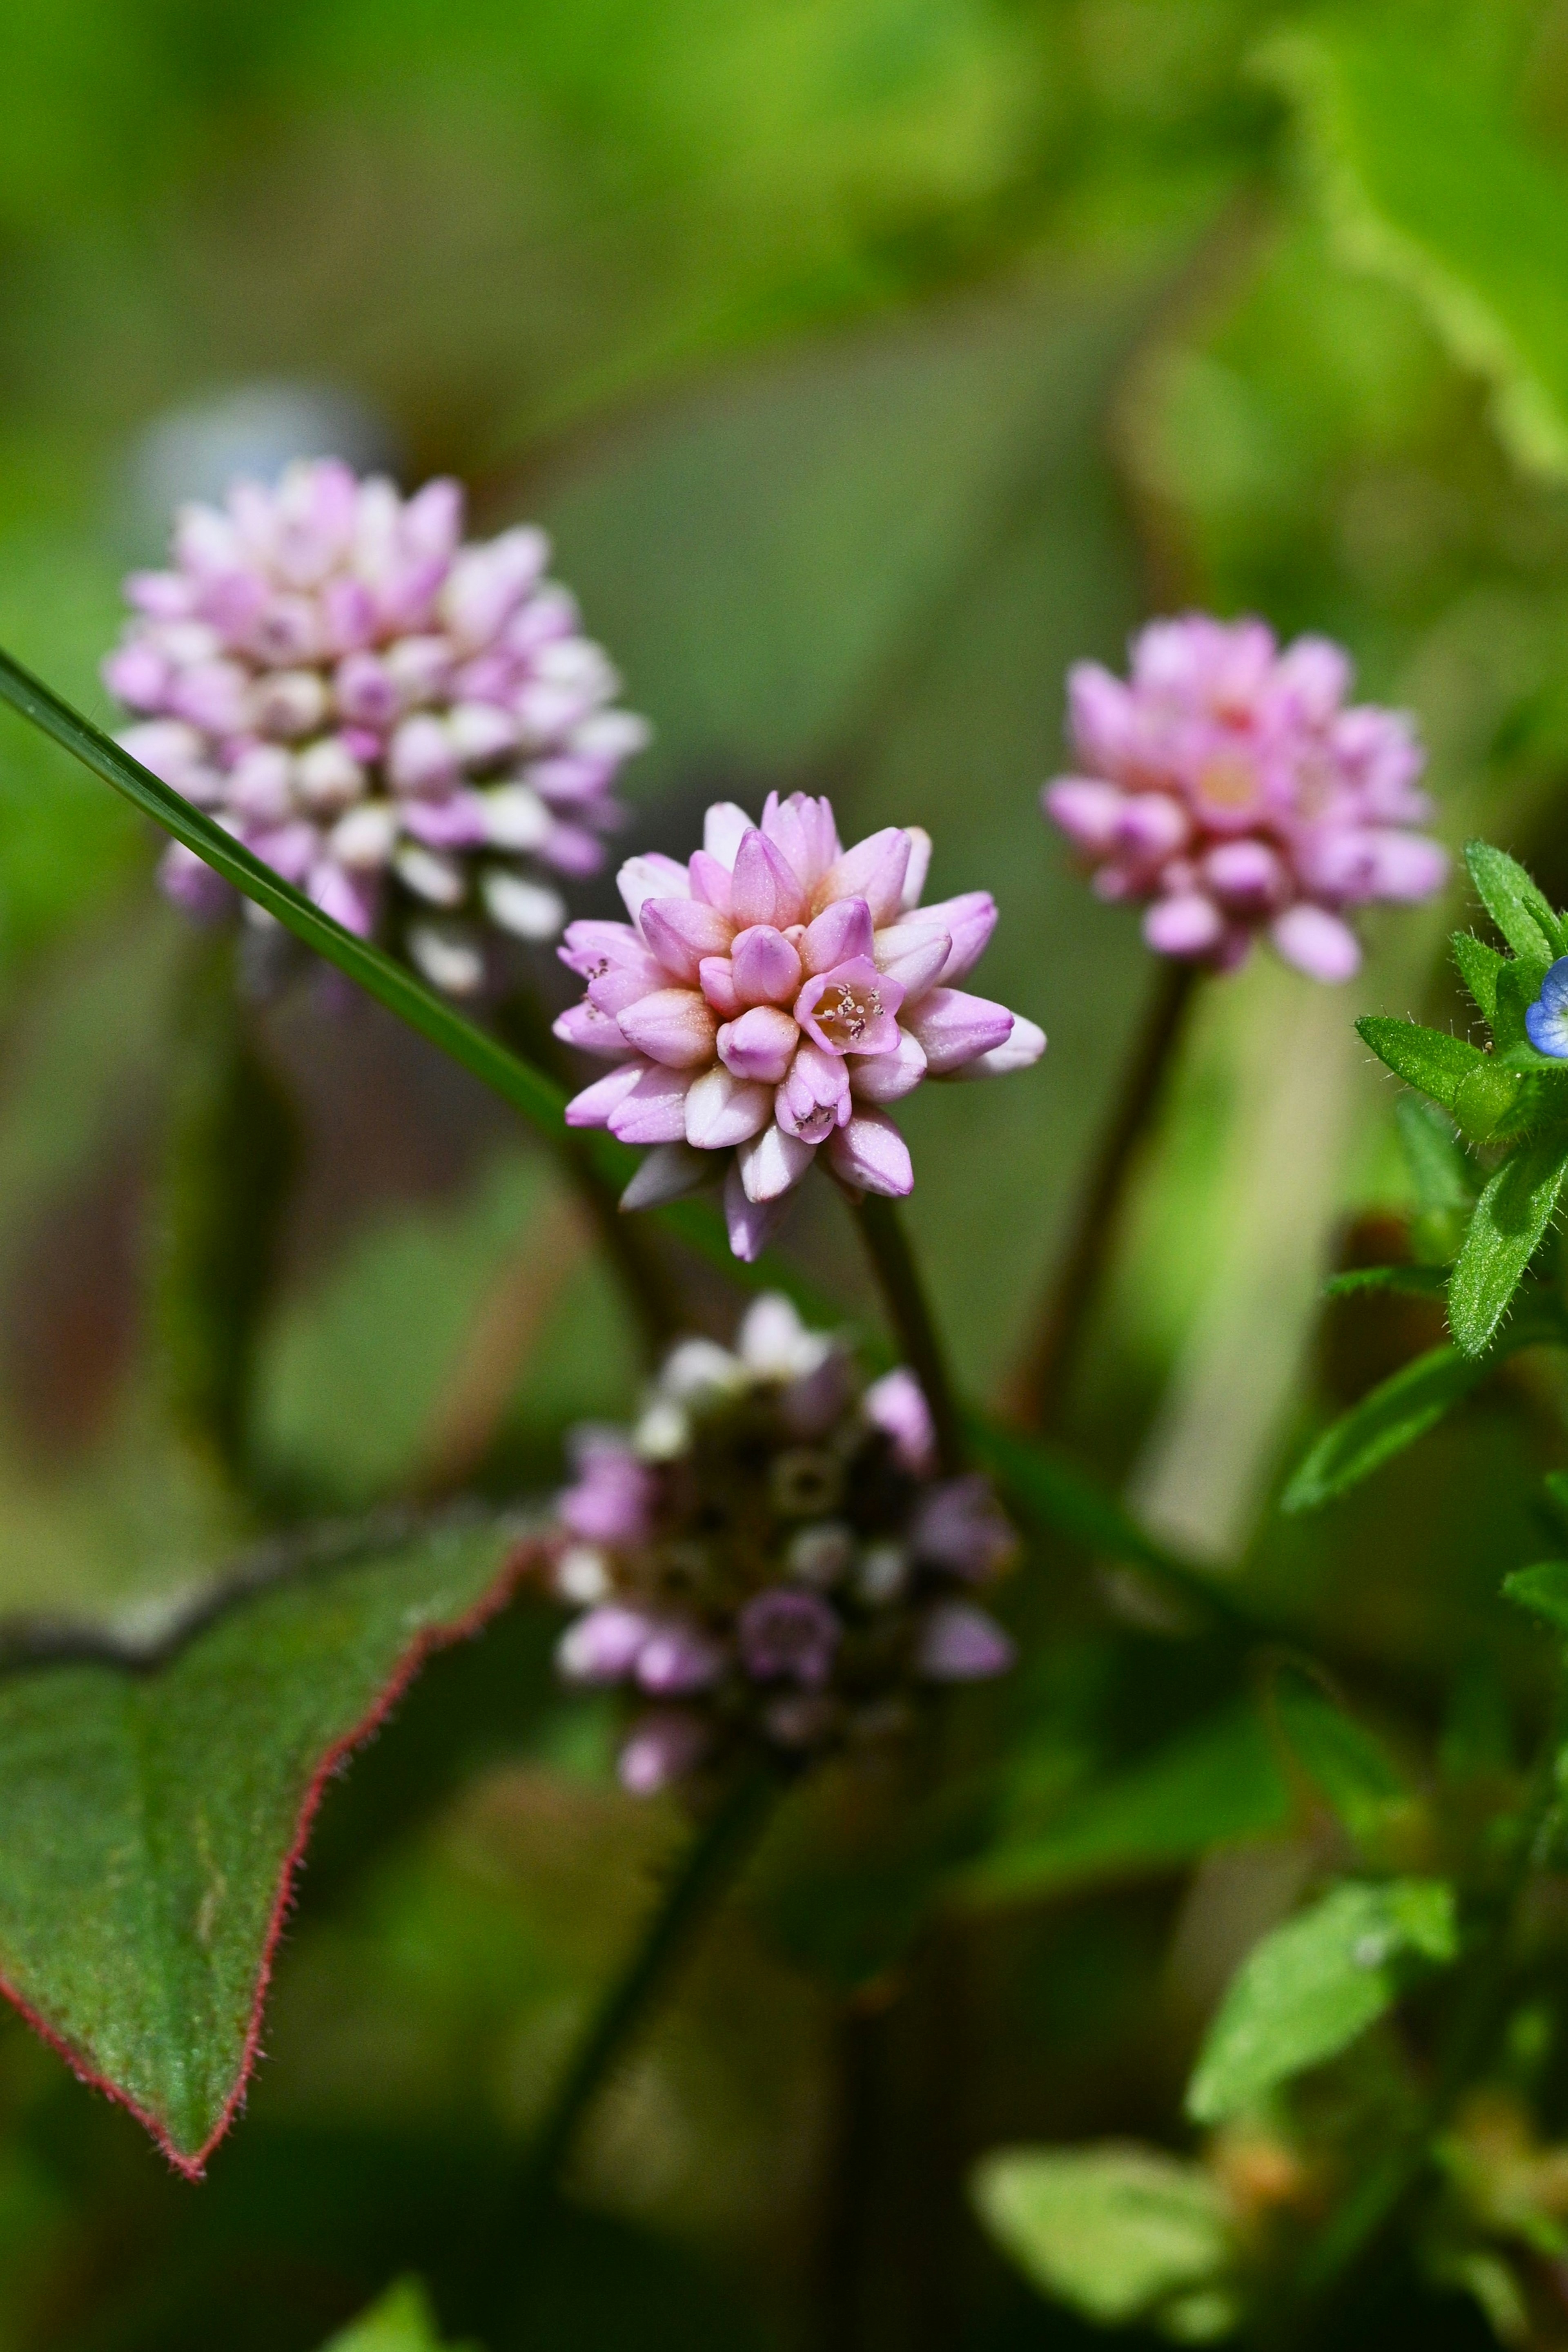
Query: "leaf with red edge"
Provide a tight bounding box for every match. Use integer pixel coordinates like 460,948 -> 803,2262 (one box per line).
0,1513 -> 531,2175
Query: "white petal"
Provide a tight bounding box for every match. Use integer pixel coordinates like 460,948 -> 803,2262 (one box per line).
618,1141 -> 712,1210
482,867 -> 566,940
703,801 -> 754,868
738,1123 -> 816,1203
394,844 -> 466,906
407,922 -> 485,994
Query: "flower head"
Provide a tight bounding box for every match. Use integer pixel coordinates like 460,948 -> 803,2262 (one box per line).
105,459 -> 649,993
1043,617 -> 1446,981
546,1293 -> 1018,1794
556,792 -> 1045,1259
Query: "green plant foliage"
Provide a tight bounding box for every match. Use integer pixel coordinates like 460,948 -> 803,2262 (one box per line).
964,1702 -> 1291,1907
1356,1018 -> 1492,1116
1186,1877 -> 1458,2125
1272,1678 -> 1410,1848
1396,1094 -> 1477,1264
1449,1127 -> 1568,1356
323,2279 -> 473,2352
972,2143 -> 1238,2338
1501,1558 -> 1568,1634
1260,23 -> 1568,482
1284,1342 -> 1489,1512
0,1514 -> 526,2171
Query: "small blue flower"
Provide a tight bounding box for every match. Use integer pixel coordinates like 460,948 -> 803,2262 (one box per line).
1526,956 -> 1568,1058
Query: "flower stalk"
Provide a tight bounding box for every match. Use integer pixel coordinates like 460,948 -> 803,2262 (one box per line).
852,1194 -> 967,1475
520,1757 -> 779,2202
1009,956 -> 1198,1430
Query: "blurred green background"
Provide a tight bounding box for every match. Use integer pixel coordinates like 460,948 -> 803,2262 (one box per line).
5,1 -> 1568,2345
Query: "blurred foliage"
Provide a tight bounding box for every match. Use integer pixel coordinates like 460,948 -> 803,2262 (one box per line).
9,0 -> 1568,2348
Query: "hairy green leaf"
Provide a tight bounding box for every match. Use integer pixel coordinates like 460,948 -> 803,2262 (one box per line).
1449,1127 -> 1568,1357
1260,31 -> 1568,482
963,1704 -> 1291,1907
1452,932 -> 1506,1028
1284,1343 -> 1488,1513
1464,842 -> 1566,966
973,2145 -> 1236,2334
323,2280 -> 473,2352
1186,1879 -> 1458,2125
1356,1016 -> 1488,1112
0,1514 -> 527,2172
1321,1264 -> 1448,1299
1501,1559 -> 1568,1635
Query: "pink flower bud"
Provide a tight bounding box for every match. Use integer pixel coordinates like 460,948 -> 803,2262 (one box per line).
916,1603 -> 1014,1681
684,1067 -> 774,1148
607,1063 -> 697,1144
730,924 -> 804,1007
638,896 -> 736,983
618,1710 -> 710,1793
731,828 -> 808,930
617,987 -> 719,1069
800,894 -> 875,974
864,1368 -> 936,1476
717,1005 -> 800,1084
559,1604 -> 654,1683
636,1621 -> 726,1694
901,987 -> 1013,1074
815,827 -> 911,925
1270,902 -> 1361,982
824,1110 -> 913,1198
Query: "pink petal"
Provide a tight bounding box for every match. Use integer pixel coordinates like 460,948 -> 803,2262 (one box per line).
760,790 -> 840,890
814,827 -> 910,925
731,828 -> 808,929
795,956 -> 905,1058
619,1710 -> 710,1794
738,1124 -> 817,1204
916,1602 -> 1014,1681
616,987 -> 719,1068
639,896 -> 735,983
1143,893 -> 1225,960
565,1061 -> 647,1128
864,1368 -> 936,1475
558,918 -> 647,979
776,1042 -> 853,1141
724,1160 -> 792,1261
920,890 -> 996,983
731,923 -> 804,1006
871,916 -> 951,999
554,999 -> 636,1059
617,851 -> 691,925
698,956 -> 743,1017
951,1014 -> 1045,1080
687,849 -> 734,910
1271,903 -> 1362,983
825,1110 -> 913,1198
1203,838 -> 1287,911
619,1142 -> 710,1208
608,1064 -> 697,1144
849,1027 -> 927,1103
717,1005 -> 800,1084
684,1067 -> 775,1149
703,800 -> 753,868
901,987 -> 1013,1075
801,896 -> 874,974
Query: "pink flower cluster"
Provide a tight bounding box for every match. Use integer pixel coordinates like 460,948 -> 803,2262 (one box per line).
557,792 -> 1045,1259
105,460 -> 648,994
549,1294 -> 1017,1795
1043,617 -> 1446,981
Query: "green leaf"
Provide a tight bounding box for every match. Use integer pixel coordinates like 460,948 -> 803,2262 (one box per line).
1448,1127 -> 1568,1358
1501,1560 -> 1568,1635
1396,1096 -> 1476,1263
1283,1343 -> 1488,1513
1464,842 -> 1566,966
962,1703 -> 1291,1907
1356,1016 -> 1488,1112
1259,31 -> 1568,483
322,2280 -> 474,2352
1185,1878 -> 1458,2125
972,2145 -> 1236,2334
1273,1680 -> 1410,1847
1322,1264 -> 1448,1299
0,1513 -> 527,2172
1452,933 -> 1506,1028
154,935 -> 295,1488
1492,957 -> 1553,1055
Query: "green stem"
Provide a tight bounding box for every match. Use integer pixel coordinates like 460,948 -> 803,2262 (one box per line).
1008,957 -> 1199,1431
520,1758 -> 778,2201
851,1196 -> 965,1474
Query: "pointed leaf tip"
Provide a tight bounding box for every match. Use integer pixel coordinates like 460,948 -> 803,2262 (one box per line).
0,1516 -> 530,2171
